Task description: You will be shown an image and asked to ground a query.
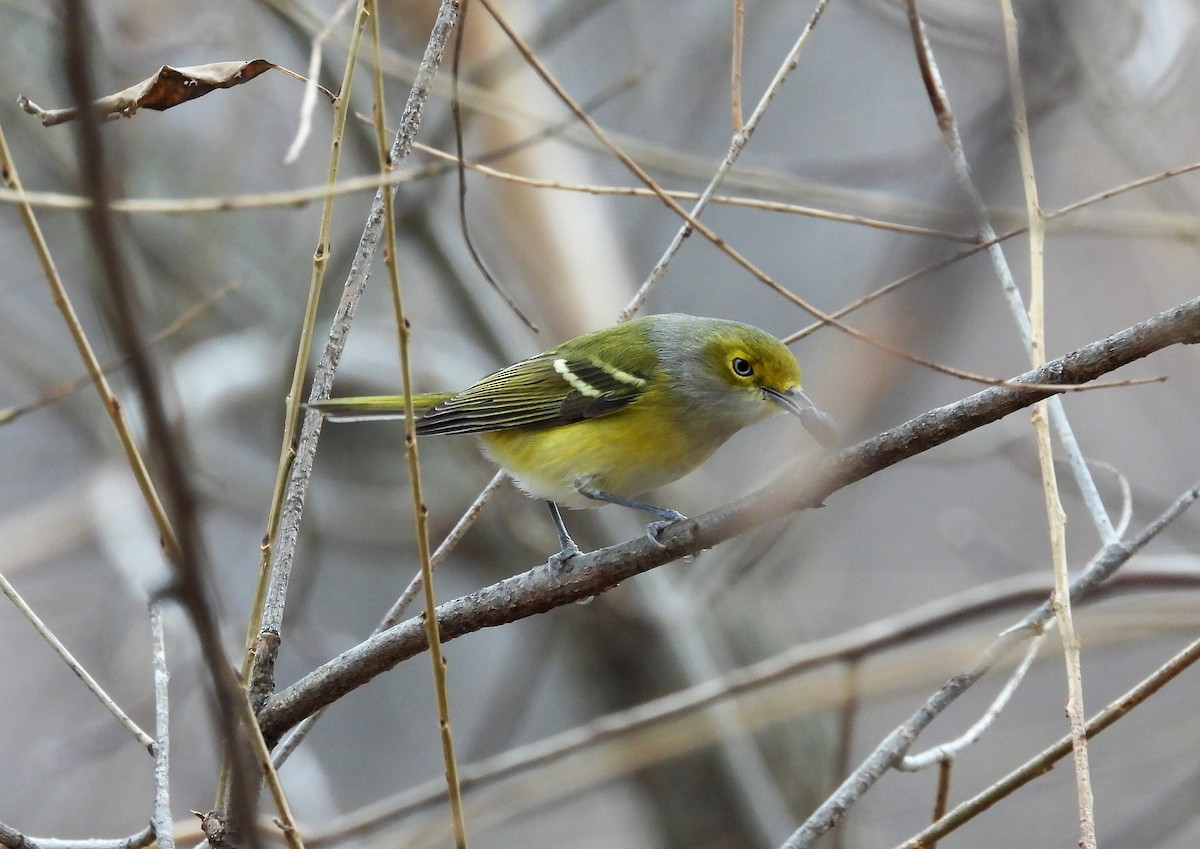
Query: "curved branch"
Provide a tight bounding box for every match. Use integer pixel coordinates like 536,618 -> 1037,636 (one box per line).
0,824 -> 154,849
259,296 -> 1200,743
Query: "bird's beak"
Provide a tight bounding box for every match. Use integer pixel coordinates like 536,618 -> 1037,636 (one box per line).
765,386 -> 839,447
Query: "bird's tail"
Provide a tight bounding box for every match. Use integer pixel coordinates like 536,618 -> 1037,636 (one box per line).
307,393 -> 456,423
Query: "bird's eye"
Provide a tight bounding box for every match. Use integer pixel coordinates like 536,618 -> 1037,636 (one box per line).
731,357 -> 754,377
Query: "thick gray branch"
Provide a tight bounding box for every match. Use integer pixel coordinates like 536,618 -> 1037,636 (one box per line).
259,296 -> 1200,744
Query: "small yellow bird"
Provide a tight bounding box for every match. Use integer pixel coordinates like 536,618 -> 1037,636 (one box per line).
314,313 -> 836,569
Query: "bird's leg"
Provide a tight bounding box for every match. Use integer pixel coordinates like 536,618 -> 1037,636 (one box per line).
575,484 -> 685,547
546,501 -> 583,574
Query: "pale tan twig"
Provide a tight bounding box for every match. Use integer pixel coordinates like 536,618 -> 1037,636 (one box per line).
231,0 -> 372,817
929,760 -> 952,849
246,0 -> 370,713
0,570 -> 154,750
779,478 -> 1200,849
383,470 -> 507,629
369,0 -> 468,844
1000,3 -> 1095,844
620,0 -> 833,319
896,630 -> 1200,849
0,279 -> 242,426
783,158 -> 1200,342
0,121 -> 181,565
829,660 -> 860,849
270,471 -> 507,770
412,142 -> 974,241
259,0 -> 964,226
905,0 -> 1117,549
731,0 -> 745,131
228,681 -> 307,849
284,0 -> 357,164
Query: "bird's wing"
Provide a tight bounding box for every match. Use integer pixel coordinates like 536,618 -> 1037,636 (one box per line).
415,353 -> 652,435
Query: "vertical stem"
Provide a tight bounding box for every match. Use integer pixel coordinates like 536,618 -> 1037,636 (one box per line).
245,0 -> 372,709
149,602 -> 175,849
1000,2 -> 1095,846
731,0 -> 745,131
368,1 -> 469,846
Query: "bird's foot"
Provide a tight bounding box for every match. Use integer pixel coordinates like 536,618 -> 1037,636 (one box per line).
646,510 -> 687,547
546,542 -> 583,575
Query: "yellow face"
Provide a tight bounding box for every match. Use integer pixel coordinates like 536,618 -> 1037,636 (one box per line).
701,325 -> 804,402
692,324 -> 836,446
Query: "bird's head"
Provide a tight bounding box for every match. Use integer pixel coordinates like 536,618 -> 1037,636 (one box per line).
650,315 -> 838,446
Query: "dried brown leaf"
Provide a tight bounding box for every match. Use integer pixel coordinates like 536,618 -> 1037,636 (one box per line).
17,60 -> 324,127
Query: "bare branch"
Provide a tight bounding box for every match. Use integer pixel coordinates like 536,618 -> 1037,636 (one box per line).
300,570 -> 1200,843
258,296 -> 1200,743
249,0 -> 462,706
904,0 -> 1117,548
0,824 -> 155,849
0,570 -> 153,750
898,632 -> 1046,771
148,603 -> 174,849
780,478 -> 1200,849
896,627 -> 1200,849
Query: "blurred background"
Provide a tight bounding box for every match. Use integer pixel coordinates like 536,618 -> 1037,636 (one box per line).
1,0 -> 1199,847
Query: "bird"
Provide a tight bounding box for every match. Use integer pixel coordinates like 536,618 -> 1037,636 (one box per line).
313,313 -> 837,570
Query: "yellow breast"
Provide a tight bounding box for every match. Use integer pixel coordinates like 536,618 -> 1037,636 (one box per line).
478,395 -> 728,509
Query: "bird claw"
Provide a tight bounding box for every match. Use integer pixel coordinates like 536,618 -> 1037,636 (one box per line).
547,543 -> 583,575
646,510 -> 686,547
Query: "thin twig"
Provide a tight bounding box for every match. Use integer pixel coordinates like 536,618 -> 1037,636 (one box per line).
620,0 -> 832,319
904,0 -> 1117,548
149,602 -> 174,849
382,470 -> 507,628
284,0 -> 357,164
829,660 -> 860,849
0,116 -> 180,565
929,760 -> 952,849
271,470 -> 506,769
248,0 -> 461,712
227,681 -> 307,849
731,0 -> 745,131
1088,459 -> 1133,538
449,0 -> 537,332
58,6 -> 258,840
0,570 -> 153,750
301,570 -> 1200,844
1000,1 -> 1095,844
476,0 -> 831,323
413,143 -> 974,241
779,478 -> 1200,849
370,0 -> 469,844
896,629 -> 1200,849
785,158 -> 1200,342
0,279 -> 242,426
898,632 -> 1045,771
246,0 -> 371,715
